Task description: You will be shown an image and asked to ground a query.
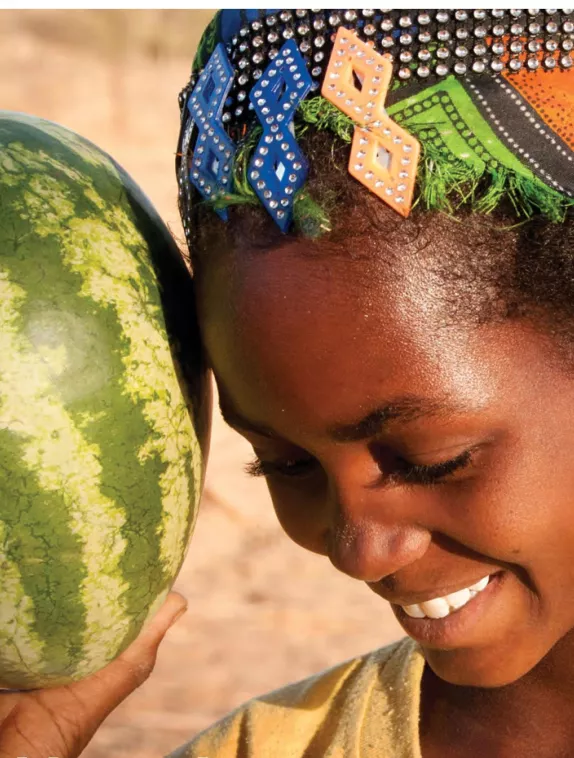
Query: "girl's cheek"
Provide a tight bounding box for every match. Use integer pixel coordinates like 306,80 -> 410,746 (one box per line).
269,486 -> 330,556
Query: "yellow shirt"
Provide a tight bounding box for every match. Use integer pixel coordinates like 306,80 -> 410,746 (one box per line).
168,637 -> 425,758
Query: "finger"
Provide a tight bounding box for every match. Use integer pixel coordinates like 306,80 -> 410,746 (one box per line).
120,591 -> 188,672
70,591 -> 189,713
0,592 -> 187,758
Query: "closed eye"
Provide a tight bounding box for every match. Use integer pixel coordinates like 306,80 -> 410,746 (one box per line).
390,448 -> 475,487
246,447 -> 476,485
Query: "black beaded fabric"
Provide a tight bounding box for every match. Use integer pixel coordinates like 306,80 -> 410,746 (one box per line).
182,9 -> 574,143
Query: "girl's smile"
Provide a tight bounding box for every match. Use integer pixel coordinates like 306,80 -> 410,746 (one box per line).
394,572 -> 492,619
385,571 -> 504,647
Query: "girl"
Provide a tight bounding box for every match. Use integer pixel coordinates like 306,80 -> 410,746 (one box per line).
4,9 -> 574,758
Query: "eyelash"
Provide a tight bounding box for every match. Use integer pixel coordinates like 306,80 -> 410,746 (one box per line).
246,457 -> 315,480
245,448 -> 475,487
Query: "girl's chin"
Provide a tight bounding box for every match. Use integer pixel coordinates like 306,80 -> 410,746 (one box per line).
421,645 -> 532,688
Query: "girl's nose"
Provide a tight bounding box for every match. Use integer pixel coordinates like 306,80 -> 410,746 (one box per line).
324,476 -> 431,582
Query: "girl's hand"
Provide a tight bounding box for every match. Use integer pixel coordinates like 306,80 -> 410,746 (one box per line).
0,592 -> 187,758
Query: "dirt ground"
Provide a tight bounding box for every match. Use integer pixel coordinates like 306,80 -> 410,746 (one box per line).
1,11 -> 403,757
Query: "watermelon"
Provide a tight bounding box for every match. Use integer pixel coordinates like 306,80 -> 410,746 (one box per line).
0,111 -> 211,689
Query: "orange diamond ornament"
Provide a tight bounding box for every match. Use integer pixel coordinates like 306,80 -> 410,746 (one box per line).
322,27 -> 420,217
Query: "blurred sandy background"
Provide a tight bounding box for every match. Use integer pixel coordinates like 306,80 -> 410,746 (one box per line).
1,10 -> 402,757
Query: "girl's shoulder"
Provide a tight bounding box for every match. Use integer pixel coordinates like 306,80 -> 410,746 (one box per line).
168,636 -> 424,758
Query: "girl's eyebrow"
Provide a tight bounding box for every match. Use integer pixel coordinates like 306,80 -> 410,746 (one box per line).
219,392 -> 469,442
327,396 -> 466,442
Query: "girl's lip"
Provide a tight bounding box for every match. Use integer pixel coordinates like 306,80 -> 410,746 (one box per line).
393,571 -> 506,649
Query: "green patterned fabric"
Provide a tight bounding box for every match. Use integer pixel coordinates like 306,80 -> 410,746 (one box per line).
388,77 -> 571,221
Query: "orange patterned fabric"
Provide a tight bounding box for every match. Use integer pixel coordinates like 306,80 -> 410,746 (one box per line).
503,68 -> 574,151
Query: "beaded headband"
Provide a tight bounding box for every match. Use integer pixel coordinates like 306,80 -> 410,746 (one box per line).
177,9 -> 574,240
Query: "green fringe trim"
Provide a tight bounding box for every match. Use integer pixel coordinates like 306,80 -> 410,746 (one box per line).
501,172 -> 574,222
206,126 -> 261,212
229,126 -> 262,202
293,190 -> 332,238
296,97 -> 354,143
414,136 -> 574,223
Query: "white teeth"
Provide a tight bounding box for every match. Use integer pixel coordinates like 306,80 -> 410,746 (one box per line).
470,575 -> 489,593
400,575 -> 491,620
420,597 -> 450,619
446,587 -> 471,610
403,604 -> 426,619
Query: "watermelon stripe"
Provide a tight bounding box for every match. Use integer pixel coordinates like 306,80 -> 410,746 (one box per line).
58,209 -> 173,650
62,212 -> 200,626
0,273 -> 130,685
0,427 -> 85,688
0,516 -> 46,687
44,137 -> 203,583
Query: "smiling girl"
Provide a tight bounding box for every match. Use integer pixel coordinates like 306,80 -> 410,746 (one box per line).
4,8 -> 574,758
172,10 -> 574,756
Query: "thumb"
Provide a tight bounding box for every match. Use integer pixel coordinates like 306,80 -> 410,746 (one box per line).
0,592 -> 188,758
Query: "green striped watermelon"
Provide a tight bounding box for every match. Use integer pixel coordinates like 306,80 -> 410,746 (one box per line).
0,111 -> 210,689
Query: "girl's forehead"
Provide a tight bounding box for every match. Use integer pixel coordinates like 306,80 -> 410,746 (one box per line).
205,232 -> 459,340
202,245 -> 531,424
